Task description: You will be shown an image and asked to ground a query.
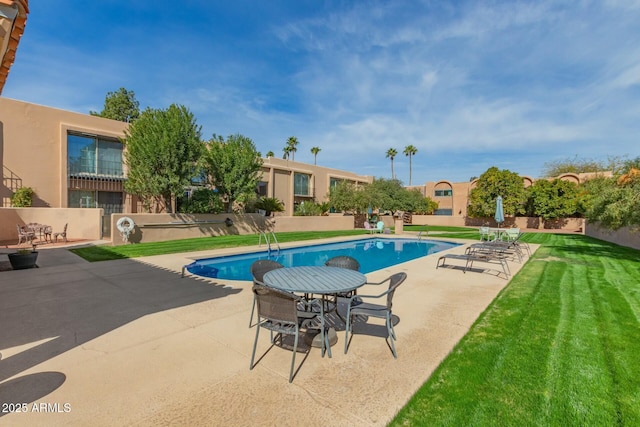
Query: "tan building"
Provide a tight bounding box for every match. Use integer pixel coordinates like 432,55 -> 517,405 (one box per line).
258,157 -> 372,216
1,97 -> 371,219
1,97 -> 131,215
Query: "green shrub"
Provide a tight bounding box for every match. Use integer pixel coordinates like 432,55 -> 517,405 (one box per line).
177,188 -> 223,214
294,201 -> 329,216
11,187 -> 34,207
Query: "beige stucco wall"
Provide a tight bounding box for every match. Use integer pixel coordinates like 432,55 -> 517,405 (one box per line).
0,207 -> 103,242
0,97 -> 128,208
109,213 -> 360,246
260,157 -> 372,215
585,222 -> 640,251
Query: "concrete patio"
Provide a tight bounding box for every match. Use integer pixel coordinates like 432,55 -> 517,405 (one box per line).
0,236 -> 535,426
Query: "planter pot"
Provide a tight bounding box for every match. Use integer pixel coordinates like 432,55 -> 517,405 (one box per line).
8,251 -> 39,270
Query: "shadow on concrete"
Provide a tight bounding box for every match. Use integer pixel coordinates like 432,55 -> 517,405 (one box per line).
0,253 -> 241,390
0,372 -> 67,416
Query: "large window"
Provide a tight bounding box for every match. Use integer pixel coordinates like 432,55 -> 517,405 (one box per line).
294,173 -> 311,196
434,189 -> 453,197
68,133 -> 123,177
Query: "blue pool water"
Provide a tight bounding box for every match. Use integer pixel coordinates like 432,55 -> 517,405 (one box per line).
185,238 -> 459,281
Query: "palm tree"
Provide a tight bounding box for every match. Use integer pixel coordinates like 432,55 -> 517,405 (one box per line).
286,136 -> 299,161
403,145 -> 418,185
386,148 -> 398,179
265,150 -> 274,158
311,146 -> 321,165
282,146 -> 290,159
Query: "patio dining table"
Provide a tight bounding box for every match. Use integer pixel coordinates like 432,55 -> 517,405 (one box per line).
263,266 -> 367,347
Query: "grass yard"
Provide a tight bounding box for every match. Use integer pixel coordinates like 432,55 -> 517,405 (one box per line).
71,230 -> 366,261
391,233 -> 640,426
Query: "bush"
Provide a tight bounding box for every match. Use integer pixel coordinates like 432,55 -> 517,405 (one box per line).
11,187 -> 34,207
294,201 -> 329,216
177,189 -> 224,214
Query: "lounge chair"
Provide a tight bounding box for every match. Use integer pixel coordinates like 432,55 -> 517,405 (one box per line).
250,284 -> 330,382
374,221 -> 384,234
437,246 -> 511,279
364,221 -> 373,233
344,272 -> 407,358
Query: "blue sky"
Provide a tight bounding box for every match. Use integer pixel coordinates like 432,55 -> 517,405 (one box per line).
4,0 -> 640,184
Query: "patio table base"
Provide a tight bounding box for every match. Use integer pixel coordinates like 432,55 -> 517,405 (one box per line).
305,327 -> 338,348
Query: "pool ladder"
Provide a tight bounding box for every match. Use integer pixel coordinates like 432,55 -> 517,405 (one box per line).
417,225 -> 429,240
259,231 -> 281,255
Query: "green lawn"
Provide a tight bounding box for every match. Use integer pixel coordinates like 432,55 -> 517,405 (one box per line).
71,230 -> 366,261
390,233 -> 640,426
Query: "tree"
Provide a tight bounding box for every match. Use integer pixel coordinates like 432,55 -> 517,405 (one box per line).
386,148 -> 398,179
403,145 -> 418,185
328,181 -> 369,213
265,150 -> 274,158
311,146 -> 321,165
467,167 -> 527,218
583,168 -> 640,230
286,136 -> 299,161
90,87 -> 140,123
282,146 -> 290,159
202,133 -> 263,213
525,179 -> 581,220
177,188 -> 224,214
123,104 -> 203,213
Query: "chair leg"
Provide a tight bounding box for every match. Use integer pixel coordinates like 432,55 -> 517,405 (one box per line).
250,323 -> 261,370
387,314 -> 397,358
249,295 -> 256,328
289,329 -> 299,383
344,312 -> 352,354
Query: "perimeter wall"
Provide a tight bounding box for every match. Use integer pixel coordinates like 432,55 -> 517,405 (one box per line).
0,207 -> 103,242
584,222 -> 640,251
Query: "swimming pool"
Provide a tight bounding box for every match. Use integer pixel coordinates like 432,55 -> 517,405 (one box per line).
185,238 -> 459,281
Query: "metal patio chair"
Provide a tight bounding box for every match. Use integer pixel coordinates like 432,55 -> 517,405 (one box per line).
249,259 -> 284,327
250,284 -> 330,383
344,272 -> 407,358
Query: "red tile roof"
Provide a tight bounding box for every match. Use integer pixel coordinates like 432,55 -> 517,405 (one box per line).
0,0 -> 29,94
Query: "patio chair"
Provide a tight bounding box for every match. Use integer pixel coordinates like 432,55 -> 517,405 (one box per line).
479,226 -> 495,241
325,255 -> 362,304
344,272 -> 407,358
250,284 -> 330,383
374,221 -> 385,234
364,221 -> 373,233
53,223 -> 68,243
249,260 -> 284,327
16,225 -> 35,245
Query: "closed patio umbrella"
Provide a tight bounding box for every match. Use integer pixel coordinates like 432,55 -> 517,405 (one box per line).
494,195 -> 505,227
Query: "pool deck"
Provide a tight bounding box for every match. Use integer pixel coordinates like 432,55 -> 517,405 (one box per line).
0,235 -> 536,426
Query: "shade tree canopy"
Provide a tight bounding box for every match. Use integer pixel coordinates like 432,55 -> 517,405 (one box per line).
90,87 -> 140,123
202,134 -> 263,212
467,167 -> 526,218
123,104 -> 203,212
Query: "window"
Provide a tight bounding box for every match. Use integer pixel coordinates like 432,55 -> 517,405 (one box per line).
294,173 -> 311,196
434,189 -> 453,197
434,209 -> 453,216
68,133 -> 123,177
257,181 -> 268,197
330,177 -> 342,189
